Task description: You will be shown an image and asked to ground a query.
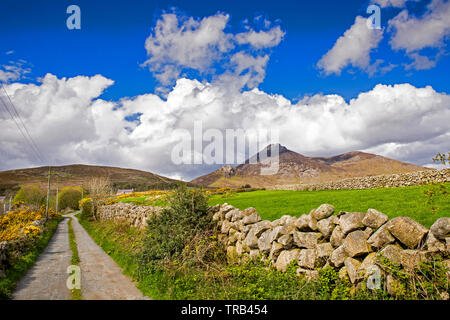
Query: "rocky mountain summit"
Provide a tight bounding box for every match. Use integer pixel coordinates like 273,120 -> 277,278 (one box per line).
191,144 -> 429,188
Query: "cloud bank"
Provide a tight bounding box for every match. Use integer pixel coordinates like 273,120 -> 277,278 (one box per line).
1,73 -> 449,180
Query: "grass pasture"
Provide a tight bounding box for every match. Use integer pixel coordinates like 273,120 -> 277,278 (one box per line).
208,183 -> 450,228
118,196 -> 168,207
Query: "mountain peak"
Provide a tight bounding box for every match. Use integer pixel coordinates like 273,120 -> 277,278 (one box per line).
191,147 -> 428,188
263,143 -> 291,155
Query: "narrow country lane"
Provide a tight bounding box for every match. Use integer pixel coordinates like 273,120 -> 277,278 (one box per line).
67,213 -> 149,300
13,217 -> 72,300
12,213 -> 149,300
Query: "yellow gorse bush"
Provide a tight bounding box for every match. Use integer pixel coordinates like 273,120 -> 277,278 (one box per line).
0,205 -> 59,241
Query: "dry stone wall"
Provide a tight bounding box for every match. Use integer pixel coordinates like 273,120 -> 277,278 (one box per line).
97,202 -> 165,228
211,203 -> 450,289
96,200 -> 450,293
269,169 -> 450,191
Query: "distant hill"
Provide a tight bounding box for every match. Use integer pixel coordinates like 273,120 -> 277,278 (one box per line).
0,164 -> 183,195
190,144 -> 430,188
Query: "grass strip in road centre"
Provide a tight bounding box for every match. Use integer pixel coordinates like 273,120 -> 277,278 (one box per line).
68,217 -> 82,300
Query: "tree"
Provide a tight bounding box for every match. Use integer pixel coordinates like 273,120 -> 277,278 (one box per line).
58,186 -> 84,210
424,152 -> 449,215
13,185 -> 45,209
432,152 -> 450,167
86,176 -> 112,220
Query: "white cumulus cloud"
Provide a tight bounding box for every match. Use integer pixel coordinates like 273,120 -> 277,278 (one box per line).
389,0 -> 450,52
143,11 -> 285,91
317,16 -> 384,75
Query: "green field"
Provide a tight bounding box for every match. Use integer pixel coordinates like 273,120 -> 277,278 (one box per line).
208,183 -> 450,228
117,196 -> 168,207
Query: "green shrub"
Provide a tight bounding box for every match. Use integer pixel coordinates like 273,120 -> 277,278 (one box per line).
80,198 -> 93,219
13,185 -> 45,209
59,186 -> 83,210
138,186 -> 213,269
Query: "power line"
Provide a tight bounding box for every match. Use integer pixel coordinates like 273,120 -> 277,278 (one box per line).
0,94 -> 42,163
1,84 -> 45,163
1,84 -> 45,162
0,83 -> 45,164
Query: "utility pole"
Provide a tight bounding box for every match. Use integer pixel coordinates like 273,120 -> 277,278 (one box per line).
56,176 -> 59,213
9,196 -> 11,212
45,166 -> 51,220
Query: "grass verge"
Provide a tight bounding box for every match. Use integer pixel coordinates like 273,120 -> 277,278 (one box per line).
0,216 -> 63,299
67,217 -> 82,300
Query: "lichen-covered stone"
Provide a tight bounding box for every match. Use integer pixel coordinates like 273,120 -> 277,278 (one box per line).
250,220 -> 272,237
221,220 -> 233,234
400,249 -> 427,271
271,225 -> 289,241
257,229 -> 273,254
430,217 -> 450,240
425,232 -> 446,253
339,212 -> 365,234
298,249 -> 317,269
311,204 -> 335,220
330,245 -> 347,267
242,207 -> 257,216
316,242 -> 334,259
362,227 -> 373,239
344,257 -> 362,284
358,252 -> 378,278
362,209 -> 388,229
275,249 -> 300,272
378,244 -> 402,266
242,211 -> 262,225
269,241 -> 284,261
317,216 -> 337,239
230,210 -> 244,222
343,230 -> 371,257
330,225 -> 345,248
296,268 -> 319,280
293,232 -> 322,249
386,217 -> 428,249
244,228 -> 259,249
367,224 -> 395,249
295,214 -> 310,230
236,240 -> 245,255
308,214 -> 318,231
278,234 -> 294,249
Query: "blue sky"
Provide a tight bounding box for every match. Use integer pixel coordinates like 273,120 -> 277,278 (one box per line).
0,0 -> 449,179
1,0 -> 448,101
